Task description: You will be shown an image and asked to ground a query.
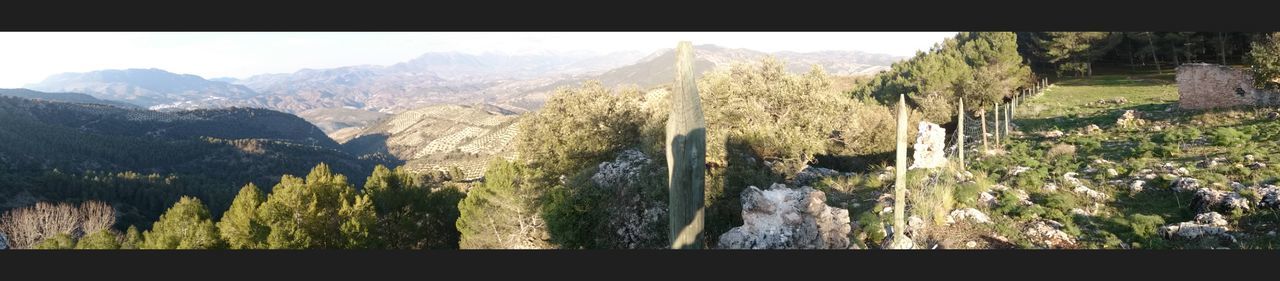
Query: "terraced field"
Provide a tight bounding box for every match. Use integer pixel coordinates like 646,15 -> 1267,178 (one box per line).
342,104 -> 522,180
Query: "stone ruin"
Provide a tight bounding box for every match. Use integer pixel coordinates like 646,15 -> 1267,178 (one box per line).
717,183 -> 853,249
909,121 -> 947,170
1176,63 -> 1280,110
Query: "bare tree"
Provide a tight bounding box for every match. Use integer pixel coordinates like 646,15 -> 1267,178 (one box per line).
79,201 -> 117,236
0,201 -> 115,249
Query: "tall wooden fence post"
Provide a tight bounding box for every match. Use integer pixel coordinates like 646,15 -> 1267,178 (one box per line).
957,99 -> 965,171
667,41 -> 707,249
891,93 -> 910,249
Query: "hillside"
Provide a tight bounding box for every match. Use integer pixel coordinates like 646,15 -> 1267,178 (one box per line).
26,68 -> 263,109
0,96 -> 378,177
0,88 -> 141,109
342,104 -> 521,180
297,107 -> 391,142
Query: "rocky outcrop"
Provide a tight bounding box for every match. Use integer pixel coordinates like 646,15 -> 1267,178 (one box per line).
0,232 -> 8,250
791,165 -> 841,186
1159,212 -> 1231,239
717,183 -> 853,249
1191,188 -> 1250,214
1260,185 -> 1280,209
1024,219 -> 1076,249
1172,177 -> 1201,192
592,149 -> 667,249
909,121 -> 947,170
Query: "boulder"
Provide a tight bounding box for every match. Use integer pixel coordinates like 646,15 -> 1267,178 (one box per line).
1260,185 -> 1280,208
978,191 -> 997,208
591,149 -> 667,249
718,183 -> 853,249
1159,212 -> 1230,239
1130,180 -> 1146,193
1116,110 -> 1146,128
0,232 -> 7,250
1192,188 -> 1250,214
909,121 -> 947,170
1172,177 -> 1201,192
945,208 -> 992,225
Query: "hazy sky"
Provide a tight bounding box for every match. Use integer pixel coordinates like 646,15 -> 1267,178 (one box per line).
0,32 -> 956,88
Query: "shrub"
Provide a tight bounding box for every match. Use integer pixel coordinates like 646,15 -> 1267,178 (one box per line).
1209,127 -> 1250,147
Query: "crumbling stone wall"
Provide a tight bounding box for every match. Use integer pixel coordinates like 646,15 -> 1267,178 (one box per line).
1176,63 -> 1280,110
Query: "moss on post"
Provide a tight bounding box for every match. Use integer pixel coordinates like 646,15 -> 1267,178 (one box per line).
667,41 -> 707,249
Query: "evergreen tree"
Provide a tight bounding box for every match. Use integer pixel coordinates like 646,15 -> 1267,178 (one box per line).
217,183 -> 268,249
364,165 -> 433,249
74,229 -> 121,249
120,225 -> 143,249
256,163 -> 370,249
32,233 -> 76,249
1248,32 -> 1280,88
142,196 -> 222,249
1036,32 -> 1120,77
456,160 -> 550,249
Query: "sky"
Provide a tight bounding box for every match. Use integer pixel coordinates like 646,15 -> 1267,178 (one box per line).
0,32 -> 956,88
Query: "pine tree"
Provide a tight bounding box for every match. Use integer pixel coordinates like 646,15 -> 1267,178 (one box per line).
32,233 -> 76,249
217,183 -> 268,249
74,229 -> 121,249
142,196 -> 223,249
456,160 -> 549,249
120,226 -> 142,249
364,165 -> 434,249
256,163 -> 368,249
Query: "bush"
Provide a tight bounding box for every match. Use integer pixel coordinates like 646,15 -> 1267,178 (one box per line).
1209,127 -> 1250,147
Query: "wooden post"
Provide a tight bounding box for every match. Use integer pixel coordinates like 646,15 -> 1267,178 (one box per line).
1005,103 -> 1012,136
667,41 -> 706,249
892,93 -> 909,248
957,99 -> 965,171
993,102 -> 1001,147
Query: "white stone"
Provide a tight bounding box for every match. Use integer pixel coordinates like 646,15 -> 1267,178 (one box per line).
945,208 -> 992,225
909,121 -> 947,170
718,184 -> 853,249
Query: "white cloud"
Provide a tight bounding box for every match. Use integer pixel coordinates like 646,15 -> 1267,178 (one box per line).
0,32 -> 956,88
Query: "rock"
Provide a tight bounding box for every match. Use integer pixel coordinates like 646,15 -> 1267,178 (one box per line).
1024,219 -> 1077,248
946,208 -> 992,225
1159,212 -> 1230,239
1192,188 -> 1250,214
1172,177 -> 1201,192
965,240 -> 978,248
978,191 -> 997,208
1116,110 -> 1146,128
1010,166 -> 1031,176
907,216 -> 926,236
1073,185 -> 1109,201
718,184 -> 853,249
1106,168 -> 1119,177
1041,130 -> 1065,138
1249,162 -> 1267,170
0,232 -> 7,250
1042,183 -> 1059,192
1259,185 -> 1280,208
1269,112 -> 1280,119
909,121 -> 947,170
1130,180 -> 1146,193
1083,124 -> 1102,135
792,165 -> 840,186
886,236 -> 916,249
591,149 -> 667,249
1071,208 -> 1090,216
1245,154 -> 1255,162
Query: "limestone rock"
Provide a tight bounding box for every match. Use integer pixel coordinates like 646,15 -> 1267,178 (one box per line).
945,208 -> 992,225
909,121 -> 947,170
1172,177 -> 1201,192
1084,124 -> 1102,134
591,149 -> 667,249
1260,185 -> 1280,208
717,183 -> 853,249
1159,212 -> 1230,239
1192,188 -> 1250,214
792,165 -> 840,186
1024,219 -> 1076,249
1041,130 -> 1064,138
978,191 -> 997,208
1130,180 -> 1146,193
